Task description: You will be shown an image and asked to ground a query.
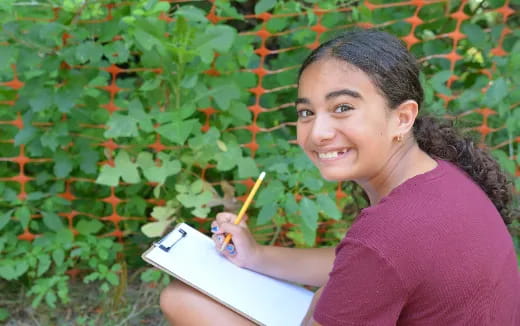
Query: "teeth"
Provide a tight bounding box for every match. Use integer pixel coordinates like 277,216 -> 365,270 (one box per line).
318,150 -> 347,159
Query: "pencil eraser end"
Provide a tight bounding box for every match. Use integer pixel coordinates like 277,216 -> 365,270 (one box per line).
259,171 -> 266,180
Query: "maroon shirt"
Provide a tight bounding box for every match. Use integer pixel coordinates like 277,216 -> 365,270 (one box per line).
314,160 -> 520,325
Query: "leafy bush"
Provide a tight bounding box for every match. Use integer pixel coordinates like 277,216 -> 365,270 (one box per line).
0,0 -> 518,312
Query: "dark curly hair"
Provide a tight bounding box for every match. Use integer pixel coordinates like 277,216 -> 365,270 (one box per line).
298,29 -> 515,225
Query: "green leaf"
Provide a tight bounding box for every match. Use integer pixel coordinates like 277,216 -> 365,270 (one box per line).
14,125 -> 38,146
42,211 -> 64,231
257,203 -> 277,225
53,150 -> 73,178
37,255 -> 51,276
430,70 -> 452,95
56,228 -> 74,245
137,152 -> 180,184
45,291 -> 57,308
302,176 -> 323,191
213,84 -> 241,110
55,83 -> 82,113
151,205 -> 175,221
484,78 -> 508,107
100,283 -> 110,292
195,25 -> 237,63
41,121 -> 69,151
216,152 -> 237,171
461,23 -> 487,48
134,29 -> 165,56
128,99 -> 153,132
157,119 -> 197,145
15,206 -> 31,229
190,179 -> 203,193
238,157 -> 259,179
79,146 -> 99,175
103,40 -> 130,64
76,219 -> 104,235
255,0 -> 277,14
140,78 -> 161,91
229,102 -> 252,124
104,113 -> 139,138
175,6 -> 208,23
76,41 -> 104,64
177,191 -> 212,208
283,195 -> 299,215
0,46 -> 16,70
52,249 -> 65,265
114,151 -> 140,183
256,180 -> 284,206
301,222 -> 316,246
106,272 -> 119,286
29,88 -> 53,112
96,165 -> 120,187
141,220 -> 171,237
181,74 -> 198,89
316,194 -> 341,220
0,209 -> 14,231
300,197 -> 318,231
0,261 -> 28,280
192,206 -> 210,217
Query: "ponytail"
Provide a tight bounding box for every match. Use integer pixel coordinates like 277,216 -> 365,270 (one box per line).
413,115 -> 515,225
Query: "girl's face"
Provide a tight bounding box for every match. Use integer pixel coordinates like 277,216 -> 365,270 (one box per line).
296,59 -> 397,183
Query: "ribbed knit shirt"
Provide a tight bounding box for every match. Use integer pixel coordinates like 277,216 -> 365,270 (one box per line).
314,160 -> 520,325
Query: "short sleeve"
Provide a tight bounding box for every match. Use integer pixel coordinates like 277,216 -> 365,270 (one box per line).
313,238 -> 407,326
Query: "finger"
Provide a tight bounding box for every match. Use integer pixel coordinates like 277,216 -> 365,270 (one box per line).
218,222 -> 244,237
216,212 -> 236,224
212,233 -> 224,247
222,243 -> 237,257
210,221 -> 221,234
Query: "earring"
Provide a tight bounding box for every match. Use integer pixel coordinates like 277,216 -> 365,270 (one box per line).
395,134 -> 403,143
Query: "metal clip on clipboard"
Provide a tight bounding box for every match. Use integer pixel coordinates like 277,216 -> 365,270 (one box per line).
155,228 -> 187,252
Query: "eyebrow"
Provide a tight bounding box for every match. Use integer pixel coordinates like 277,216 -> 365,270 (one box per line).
295,88 -> 363,107
325,89 -> 362,101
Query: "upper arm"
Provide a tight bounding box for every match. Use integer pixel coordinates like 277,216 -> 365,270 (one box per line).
313,239 -> 407,325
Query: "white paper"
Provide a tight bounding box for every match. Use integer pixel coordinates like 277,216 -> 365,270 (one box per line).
143,223 -> 314,326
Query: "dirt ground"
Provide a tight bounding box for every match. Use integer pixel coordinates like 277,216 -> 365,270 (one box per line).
1,274 -> 168,326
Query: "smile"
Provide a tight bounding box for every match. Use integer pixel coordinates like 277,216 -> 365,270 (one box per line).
316,149 -> 350,160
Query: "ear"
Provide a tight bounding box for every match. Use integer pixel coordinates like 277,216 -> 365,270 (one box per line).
391,100 -> 418,137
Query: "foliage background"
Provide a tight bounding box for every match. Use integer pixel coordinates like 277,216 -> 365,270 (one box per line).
0,0 -> 519,323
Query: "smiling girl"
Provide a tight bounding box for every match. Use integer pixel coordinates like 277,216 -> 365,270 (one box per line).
159,29 -> 519,325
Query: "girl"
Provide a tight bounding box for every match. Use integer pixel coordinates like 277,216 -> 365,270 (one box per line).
160,29 -> 519,325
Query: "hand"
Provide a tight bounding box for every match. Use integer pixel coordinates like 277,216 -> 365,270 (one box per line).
211,212 -> 262,269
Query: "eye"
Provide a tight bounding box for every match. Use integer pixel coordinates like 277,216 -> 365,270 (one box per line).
297,109 -> 313,119
334,104 -> 354,113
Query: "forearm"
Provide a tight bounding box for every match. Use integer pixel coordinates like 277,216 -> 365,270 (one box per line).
247,246 -> 335,287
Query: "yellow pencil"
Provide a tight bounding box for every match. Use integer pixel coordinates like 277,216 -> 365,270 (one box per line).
220,171 -> 266,252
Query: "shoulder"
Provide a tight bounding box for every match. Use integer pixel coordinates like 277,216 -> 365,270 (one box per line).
347,159 -> 491,241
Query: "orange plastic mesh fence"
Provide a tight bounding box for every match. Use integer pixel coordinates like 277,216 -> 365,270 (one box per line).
0,0 -> 518,246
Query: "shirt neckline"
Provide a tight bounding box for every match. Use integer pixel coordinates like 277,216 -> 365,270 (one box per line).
360,159 -> 448,215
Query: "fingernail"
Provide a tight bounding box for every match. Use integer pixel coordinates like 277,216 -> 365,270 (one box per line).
226,244 -> 235,253
211,226 -> 218,232
216,235 -> 223,242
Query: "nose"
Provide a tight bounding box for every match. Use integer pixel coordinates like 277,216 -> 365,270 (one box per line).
311,114 -> 335,144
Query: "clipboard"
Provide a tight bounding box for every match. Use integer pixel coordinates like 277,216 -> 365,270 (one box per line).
142,223 -> 314,326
